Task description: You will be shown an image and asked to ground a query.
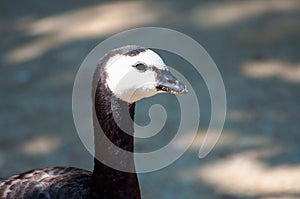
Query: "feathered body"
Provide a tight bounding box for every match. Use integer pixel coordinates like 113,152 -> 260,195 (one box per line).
0,167 -> 94,199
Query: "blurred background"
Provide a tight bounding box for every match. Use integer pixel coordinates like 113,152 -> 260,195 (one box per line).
1,0 -> 300,198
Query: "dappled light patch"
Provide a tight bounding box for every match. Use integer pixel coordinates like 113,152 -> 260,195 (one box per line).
4,1 -> 165,64
191,0 -> 300,29
228,109 -> 287,123
20,135 -> 61,155
242,59 -> 300,83
173,130 -> 272,152
198,153 -> 300,196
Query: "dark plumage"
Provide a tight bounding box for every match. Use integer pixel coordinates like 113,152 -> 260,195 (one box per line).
0,167 -> 94,199
0,45 -> 187,199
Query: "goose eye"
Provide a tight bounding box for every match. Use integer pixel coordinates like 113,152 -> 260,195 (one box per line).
133,62 -> 147,71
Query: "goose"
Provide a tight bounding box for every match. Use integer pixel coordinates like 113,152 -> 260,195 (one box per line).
0,45 -> 187,199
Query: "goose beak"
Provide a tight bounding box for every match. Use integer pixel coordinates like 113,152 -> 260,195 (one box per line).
156,69 -> 188,95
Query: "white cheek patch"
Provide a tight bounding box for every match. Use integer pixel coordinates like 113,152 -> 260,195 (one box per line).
105,49 -> 168,103
111,70 -> 158,103
106,61 -> 158,103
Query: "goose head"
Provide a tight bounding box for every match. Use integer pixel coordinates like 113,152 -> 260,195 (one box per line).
104,46 -> 187,103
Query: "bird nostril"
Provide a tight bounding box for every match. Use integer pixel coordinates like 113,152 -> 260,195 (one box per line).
167,79 -> 174,83
167,76 -> 177,83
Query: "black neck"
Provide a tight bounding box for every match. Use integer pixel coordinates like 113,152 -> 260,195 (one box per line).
91,77 -> 141,199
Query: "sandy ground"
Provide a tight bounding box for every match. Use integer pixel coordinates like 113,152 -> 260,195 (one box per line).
1,0 -> 300,198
